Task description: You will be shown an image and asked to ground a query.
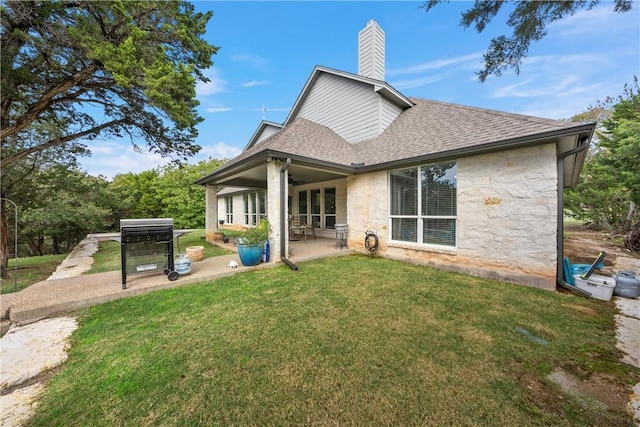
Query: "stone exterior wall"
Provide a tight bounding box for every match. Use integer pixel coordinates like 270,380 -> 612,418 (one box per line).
346,171 -> 389,250
346,144 -> 559,290
456,144 -> 558,289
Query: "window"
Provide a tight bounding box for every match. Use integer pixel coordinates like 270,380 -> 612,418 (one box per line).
244,190 -> 266,226
225,196 -> 233,224
324,187 -> 336,229
298,187 -> 336,229
298,190 -> 307,215
390,162 -> 456,247
310,189 -> 321,228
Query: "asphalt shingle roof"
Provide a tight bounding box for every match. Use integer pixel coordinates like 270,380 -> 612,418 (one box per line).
200,94 -> 593,183
352,97 -> 587,166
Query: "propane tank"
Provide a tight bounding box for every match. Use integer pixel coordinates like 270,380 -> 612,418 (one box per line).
613,271 -> 640,298
262,239 -> 270,263
174,253 -> 192,275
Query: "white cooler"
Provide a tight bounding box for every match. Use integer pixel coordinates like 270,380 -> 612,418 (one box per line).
573,273 -> 616,301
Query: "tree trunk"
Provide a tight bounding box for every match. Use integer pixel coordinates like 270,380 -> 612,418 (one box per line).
0,201 -> 8,278
26,235 -> 44,256
623,201 -> 637,233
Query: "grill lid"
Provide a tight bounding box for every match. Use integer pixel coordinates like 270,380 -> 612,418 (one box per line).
120,218 -> 173,230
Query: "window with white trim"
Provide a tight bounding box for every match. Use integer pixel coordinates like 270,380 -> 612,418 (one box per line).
225,196 -> 233,224
302,187 -> 336,229
389,162 -> 457,247
244,190 -> 266,226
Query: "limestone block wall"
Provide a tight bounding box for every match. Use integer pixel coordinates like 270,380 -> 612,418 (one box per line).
346,144 -> 559,290
455,144 -> 558,289
267,160 -> 284,262
346,171 -> 389,251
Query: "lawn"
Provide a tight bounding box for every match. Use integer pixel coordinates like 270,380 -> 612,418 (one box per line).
29,255 -> 638,426
0,254 -> 67,294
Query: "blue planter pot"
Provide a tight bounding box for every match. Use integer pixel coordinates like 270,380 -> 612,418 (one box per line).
237,244 -> 263,266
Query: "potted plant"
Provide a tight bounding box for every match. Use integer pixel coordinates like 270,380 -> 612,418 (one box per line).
237,218 -> 270,266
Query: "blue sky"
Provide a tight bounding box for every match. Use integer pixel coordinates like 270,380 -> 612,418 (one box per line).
80,1 -> 640,179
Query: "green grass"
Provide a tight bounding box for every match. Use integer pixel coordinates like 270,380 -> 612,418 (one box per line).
0,254 -> 67,294
87,229 -> 233,274
29,255 -> 639,426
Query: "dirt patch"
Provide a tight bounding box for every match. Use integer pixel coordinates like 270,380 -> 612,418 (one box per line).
564,224 -> 636,268
562,303 -> 598,316
548,369 -> 629,410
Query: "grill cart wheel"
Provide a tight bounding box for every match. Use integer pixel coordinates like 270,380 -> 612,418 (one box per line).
167,271 -> 179,281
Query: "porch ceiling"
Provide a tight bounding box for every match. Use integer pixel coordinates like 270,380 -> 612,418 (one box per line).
215,162 -> 350,189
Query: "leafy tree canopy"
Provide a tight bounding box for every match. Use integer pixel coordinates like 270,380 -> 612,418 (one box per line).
565,78 -> 640,241
1,0 -> 218,168
421,0 -> 633,81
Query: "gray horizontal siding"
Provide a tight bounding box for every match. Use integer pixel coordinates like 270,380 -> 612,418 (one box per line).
380,98 -> 402,132
256,125 -> 280,144
294,73 -> 381,144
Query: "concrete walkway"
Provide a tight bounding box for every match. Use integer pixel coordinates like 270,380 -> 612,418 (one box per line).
1,235 -> 350,325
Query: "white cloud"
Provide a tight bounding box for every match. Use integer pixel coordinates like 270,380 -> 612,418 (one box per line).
387,52 -> 483,75
523,53 -> 606,67
195,142 -> 242,161
195,67 -> 228,97
491,75 -> 599,99
547,5 -> 638,38
390,72 -> 453,90
80,140 -> 174,179
205,106 -> 232,113
231,52 -> 269,70
240,80 -> 270,87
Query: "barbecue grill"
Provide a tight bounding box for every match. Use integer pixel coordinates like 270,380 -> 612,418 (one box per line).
120,218 -> 177,289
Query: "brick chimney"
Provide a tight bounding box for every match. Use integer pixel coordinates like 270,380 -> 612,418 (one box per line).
358,20 -> 385,81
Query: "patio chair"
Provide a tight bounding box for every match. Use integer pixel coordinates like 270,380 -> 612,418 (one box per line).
299,215 -> 316,239
289,215 -> 307,241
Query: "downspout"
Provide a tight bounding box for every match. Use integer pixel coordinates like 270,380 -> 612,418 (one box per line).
557,137 -> 590,296
280,159 -> 298,271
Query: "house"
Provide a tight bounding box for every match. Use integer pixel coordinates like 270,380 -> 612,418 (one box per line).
196,20 -> 596,291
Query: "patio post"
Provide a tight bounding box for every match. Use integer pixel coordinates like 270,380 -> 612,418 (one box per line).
266,159 -> 283,263
204,184 -> 218,242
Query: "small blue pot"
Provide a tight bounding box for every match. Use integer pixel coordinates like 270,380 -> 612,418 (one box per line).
237,244 -> 263,266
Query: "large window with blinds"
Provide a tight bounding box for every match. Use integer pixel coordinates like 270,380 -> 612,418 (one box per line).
390,162 -> 457,247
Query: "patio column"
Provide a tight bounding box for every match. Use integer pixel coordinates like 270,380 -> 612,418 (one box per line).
266,158 -> 285,263
205,184 -> 218,243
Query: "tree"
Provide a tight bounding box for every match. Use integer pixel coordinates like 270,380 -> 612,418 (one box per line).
597,79 -> 640,233
108,158 -> 224,229
155,158 -> 224,229
421,0 -> 634,81
109,170 -> 163,221
19,166 -> 112,255
0,122 -> 90,275
565,78 -> 640,249
0,0 -> 217,274
1,1 -> 217,167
